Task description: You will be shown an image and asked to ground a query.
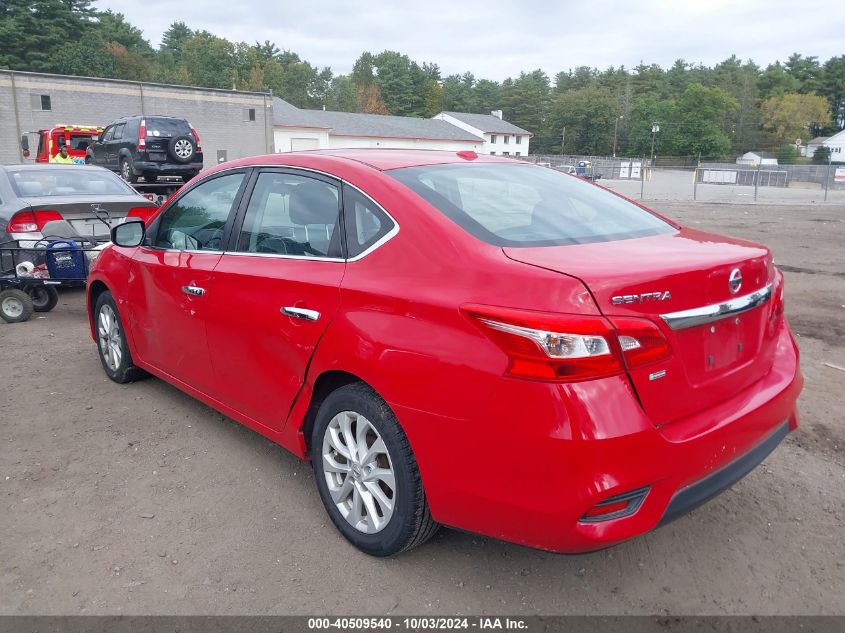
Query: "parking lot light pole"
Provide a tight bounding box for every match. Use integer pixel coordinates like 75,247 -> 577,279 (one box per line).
650,123 -> 659,165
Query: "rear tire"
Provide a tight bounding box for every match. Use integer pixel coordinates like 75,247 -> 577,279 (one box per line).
94,291 -> 145,383
0,289 -> 34,323
120,158 -> 138,183
28,286 -> 59,312
311,383 -> 439,556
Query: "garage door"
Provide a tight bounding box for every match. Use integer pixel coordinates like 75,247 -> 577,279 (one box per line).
291,138 -> 320,151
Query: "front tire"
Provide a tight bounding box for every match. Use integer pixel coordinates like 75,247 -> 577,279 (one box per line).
311,383 -> 439,556
28,286 -> 59,312
0,289 -> 34,323
94,291 -> 145,383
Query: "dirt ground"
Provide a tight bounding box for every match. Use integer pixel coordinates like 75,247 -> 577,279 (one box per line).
1,202 -> 843,616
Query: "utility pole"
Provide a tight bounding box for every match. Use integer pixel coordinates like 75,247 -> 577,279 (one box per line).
561,127 -> 566,155
613,115 -> 623,158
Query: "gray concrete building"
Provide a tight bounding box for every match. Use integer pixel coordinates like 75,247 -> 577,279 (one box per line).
1,70 -> 274,167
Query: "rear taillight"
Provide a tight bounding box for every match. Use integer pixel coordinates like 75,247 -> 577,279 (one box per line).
608,317 -> 672,369
138,119 -> 147,151
127,206 -> 156,223
6,210 -> 63,233
190,125 -> 202,152
464,305 -> 672,382
772,269 -> 785,320
463,305 -> 623,381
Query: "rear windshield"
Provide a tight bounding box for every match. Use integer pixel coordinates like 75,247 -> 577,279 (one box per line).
145,118 -> 191,138
388,163 -> 675,247
9,168 -> 136,197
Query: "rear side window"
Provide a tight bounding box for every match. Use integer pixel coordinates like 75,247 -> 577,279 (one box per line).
388,163 -> 675,247
237,172 -> 341,258
146,117 -> 192,138
154,173 -> 245,251
112,123 -> 126,140
342,184 -> 395,258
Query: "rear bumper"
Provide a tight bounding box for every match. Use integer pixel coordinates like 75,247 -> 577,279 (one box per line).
395,321 -> 802,553
133,160 -> 203,175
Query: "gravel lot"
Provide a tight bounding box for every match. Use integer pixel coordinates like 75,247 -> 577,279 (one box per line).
1,202 -> 843,616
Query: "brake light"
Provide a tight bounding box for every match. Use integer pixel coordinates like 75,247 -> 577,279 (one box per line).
463,305 -> 623,381
607,317 -> 672,369
127,206 -> 156,223
772,269 -> 785,320
190,125 -> 202,152
6,210 -> 63,233
138,119 -> 146,151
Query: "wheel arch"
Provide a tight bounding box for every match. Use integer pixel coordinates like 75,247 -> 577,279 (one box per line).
87,279 -> 110,340
299,369 -> 372,456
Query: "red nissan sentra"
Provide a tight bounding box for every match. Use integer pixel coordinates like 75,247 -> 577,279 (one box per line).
86,150 -> 802,556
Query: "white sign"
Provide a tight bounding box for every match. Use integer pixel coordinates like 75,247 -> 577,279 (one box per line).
631,161 -> 642,179
619,161 -> 630,178
835,167 -> 845,183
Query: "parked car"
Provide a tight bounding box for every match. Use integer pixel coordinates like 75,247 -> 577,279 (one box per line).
86,149 -> 802,556
1,165 -> 158,243
86,115 -> 203,184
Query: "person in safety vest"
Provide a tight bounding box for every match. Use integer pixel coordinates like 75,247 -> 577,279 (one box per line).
51,144 -> 74,164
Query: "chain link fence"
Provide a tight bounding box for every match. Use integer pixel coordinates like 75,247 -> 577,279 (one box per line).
521,155 -> 845,204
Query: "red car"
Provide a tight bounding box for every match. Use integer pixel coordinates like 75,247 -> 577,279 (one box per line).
86,150 -> 802,556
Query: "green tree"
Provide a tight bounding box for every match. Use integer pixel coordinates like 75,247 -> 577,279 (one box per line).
777,144 -> 799,164
373,51 -> 419,116
758,62 -> 801,98
181,32 -> 236,89
820,56 -> 845,130
784,53 -> 822,93
811,145 -> 831,164
501,70 -> 550,151
473,79 -> 501,114
549,86 -> 617,155
442,73 -> 477,112
327,75 -> 357,112
626,94 -> 677,157
672,84 -> 738,159
761,93 -> 831,144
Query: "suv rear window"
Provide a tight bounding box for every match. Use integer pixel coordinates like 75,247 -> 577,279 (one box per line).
145,118 -> 191,138
388,163 -> 675,247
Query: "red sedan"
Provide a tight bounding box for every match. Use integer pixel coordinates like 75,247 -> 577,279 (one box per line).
86,150 -> 802,556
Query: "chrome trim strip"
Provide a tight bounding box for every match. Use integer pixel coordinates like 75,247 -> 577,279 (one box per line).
659,283 -> 772,330
281,307 -> 320,321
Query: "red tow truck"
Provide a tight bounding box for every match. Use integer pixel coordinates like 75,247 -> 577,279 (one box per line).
20,125 -> 183,205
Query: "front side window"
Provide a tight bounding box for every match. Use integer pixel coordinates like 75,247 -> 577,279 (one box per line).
100,127 -> 114,143
237,172 -> 341,258
343,184 -> 395,258
154,172 -> 245,251
388,163 -> 675,247
112,123 -> 126,140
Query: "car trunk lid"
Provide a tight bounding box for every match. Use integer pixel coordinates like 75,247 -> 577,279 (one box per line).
504,228 -> 778,425
26,197 -> 151,241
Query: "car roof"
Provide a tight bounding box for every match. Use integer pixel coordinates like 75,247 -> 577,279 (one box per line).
225,149 -> 520,172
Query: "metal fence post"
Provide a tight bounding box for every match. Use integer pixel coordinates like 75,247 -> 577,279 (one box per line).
824,153 -> 832,202
754,162 -> 761,202
640,156 -> 645,200
693,167 -> 698,201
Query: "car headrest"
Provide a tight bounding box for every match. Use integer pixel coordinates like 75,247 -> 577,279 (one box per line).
16,181 -> 45,196
288,181 -> 338,225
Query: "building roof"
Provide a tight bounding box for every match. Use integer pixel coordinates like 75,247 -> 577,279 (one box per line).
743,151 -> 776,158
807,136 -> 830,145
273,98 -> 483,142
440,111 -> 532,135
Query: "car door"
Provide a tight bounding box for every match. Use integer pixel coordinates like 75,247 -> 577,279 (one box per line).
91,126 -> 113,165
127,170 -> 250,393
107,123 -> 126,168
205,169 -> 346,431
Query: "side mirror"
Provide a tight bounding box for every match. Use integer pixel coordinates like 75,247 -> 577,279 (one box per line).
111,220 -> 145,247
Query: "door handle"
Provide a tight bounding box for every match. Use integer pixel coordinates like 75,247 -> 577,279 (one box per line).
282,306 -> 320,321
181,285 -> 206,297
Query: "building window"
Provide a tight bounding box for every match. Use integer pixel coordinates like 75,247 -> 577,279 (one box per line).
504,135 -> 510,144
31,94 -> 51,111
490,134 -> 497,143
244,108 -> 256,122
515,151 -> 521,157
515,136 -> 522,145
490,151 -> 496,155
503,151 -> 510,156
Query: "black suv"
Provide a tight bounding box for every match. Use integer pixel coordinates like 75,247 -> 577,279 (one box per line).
86,115 -> 204,183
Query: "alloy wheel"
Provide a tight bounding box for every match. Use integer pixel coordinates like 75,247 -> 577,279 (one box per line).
174,139 -> 193,159
321,411 -> 396,534
121,161 -> 131,181
98,304 -> 123,371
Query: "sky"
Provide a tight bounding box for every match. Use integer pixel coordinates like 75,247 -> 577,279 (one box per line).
97,0 -> 845,80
